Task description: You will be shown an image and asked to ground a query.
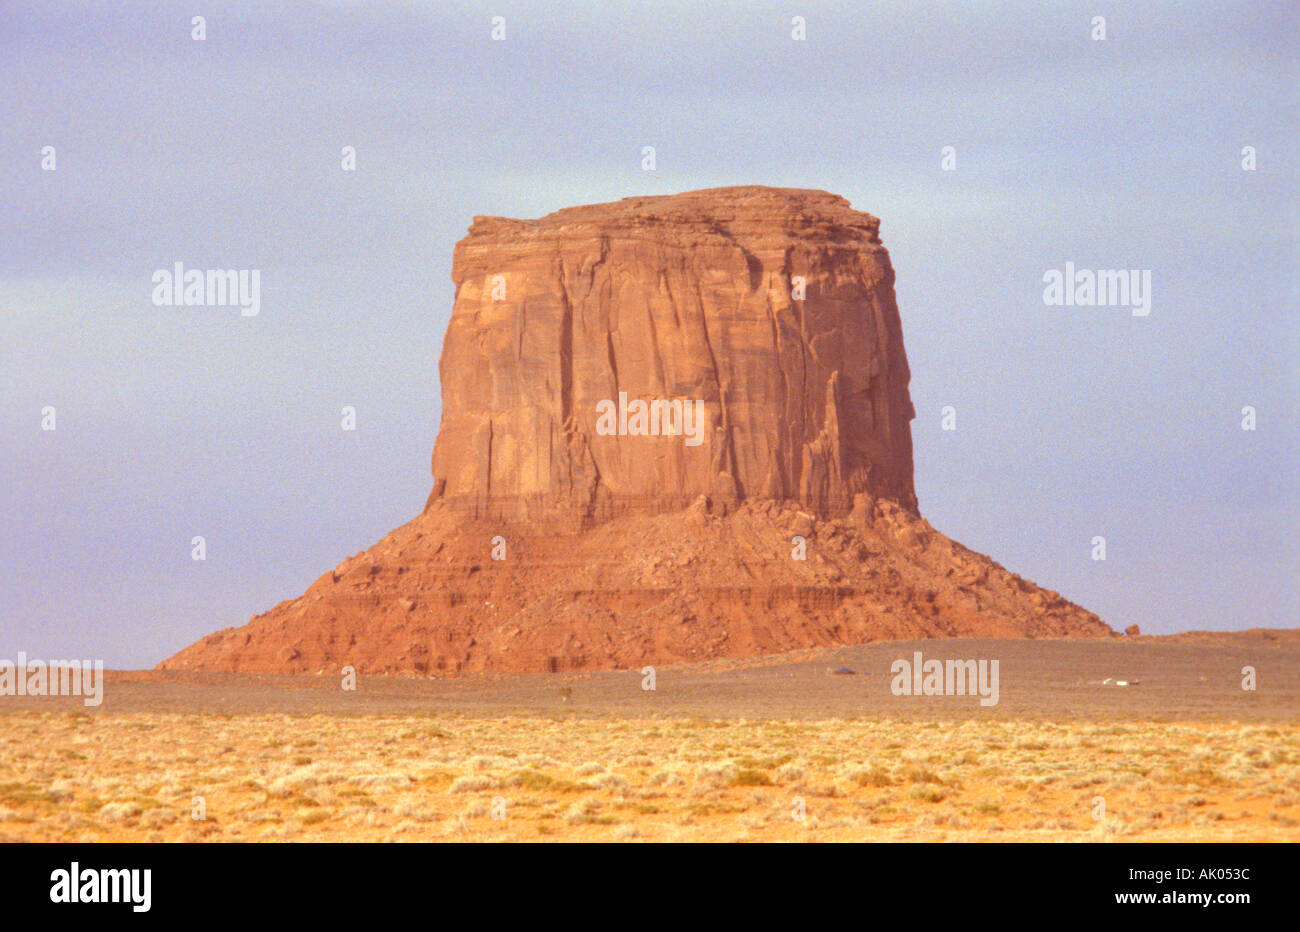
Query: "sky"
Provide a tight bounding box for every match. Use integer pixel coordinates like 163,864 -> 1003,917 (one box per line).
1,0 -> 1296,668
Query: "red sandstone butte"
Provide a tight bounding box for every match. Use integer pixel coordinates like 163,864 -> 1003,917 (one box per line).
160,186 -> 1111,676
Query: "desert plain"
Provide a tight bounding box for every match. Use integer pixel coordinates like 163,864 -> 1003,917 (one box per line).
2,633 -> 1297,842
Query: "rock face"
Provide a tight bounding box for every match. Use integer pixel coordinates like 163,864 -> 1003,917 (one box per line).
430,186 -> 917,525
160,187 -> 1112,676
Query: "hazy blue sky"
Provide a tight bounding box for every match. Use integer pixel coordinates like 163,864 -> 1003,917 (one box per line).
2,1 -> 1296,668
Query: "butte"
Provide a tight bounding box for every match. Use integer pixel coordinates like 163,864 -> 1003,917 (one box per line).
161,186 -> 1111,675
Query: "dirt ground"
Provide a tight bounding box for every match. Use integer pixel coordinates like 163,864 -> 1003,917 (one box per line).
2,635 -> 1297,841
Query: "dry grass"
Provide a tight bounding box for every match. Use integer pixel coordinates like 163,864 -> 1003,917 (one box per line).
1,713 -> 1297,841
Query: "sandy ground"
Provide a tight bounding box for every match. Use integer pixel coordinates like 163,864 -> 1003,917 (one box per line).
2,635 -> 1297,841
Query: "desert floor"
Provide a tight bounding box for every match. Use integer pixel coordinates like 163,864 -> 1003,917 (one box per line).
2,635 -> 1297,841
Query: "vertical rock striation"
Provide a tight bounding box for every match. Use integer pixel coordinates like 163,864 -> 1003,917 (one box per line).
429,187 -> 918,525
